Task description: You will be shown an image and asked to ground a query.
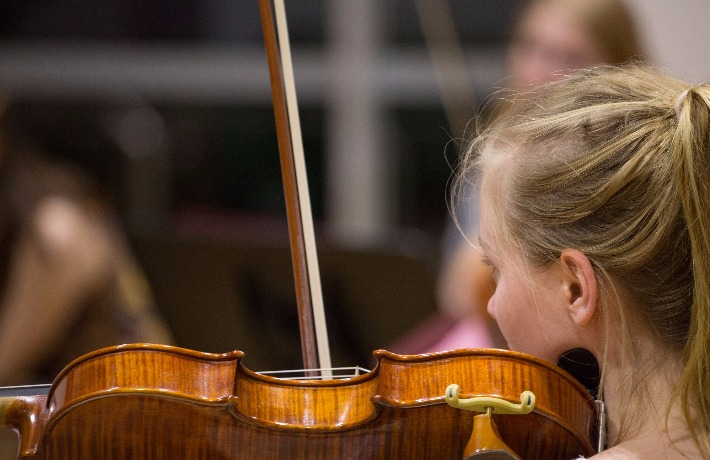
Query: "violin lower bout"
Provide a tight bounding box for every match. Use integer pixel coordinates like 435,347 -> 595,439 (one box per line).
37,393 -> 589,460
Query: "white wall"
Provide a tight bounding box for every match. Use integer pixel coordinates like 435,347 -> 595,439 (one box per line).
625,0 -> 710,83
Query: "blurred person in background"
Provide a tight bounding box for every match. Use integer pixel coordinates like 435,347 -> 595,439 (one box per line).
0,98 -> 173,387
391,0 -> 645,353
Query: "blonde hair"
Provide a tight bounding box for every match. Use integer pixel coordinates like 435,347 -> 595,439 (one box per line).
460,65 -> 710,454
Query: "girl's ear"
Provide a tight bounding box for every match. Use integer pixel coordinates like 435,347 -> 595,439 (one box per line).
559,249 -> 598,326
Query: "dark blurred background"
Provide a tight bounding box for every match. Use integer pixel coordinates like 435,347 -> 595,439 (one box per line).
0,0 -> 521,371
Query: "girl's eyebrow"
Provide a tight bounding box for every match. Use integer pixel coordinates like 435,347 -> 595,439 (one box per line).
478,236 -> 490,252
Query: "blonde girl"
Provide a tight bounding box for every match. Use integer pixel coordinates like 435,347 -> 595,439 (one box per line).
464,65 -> 710,458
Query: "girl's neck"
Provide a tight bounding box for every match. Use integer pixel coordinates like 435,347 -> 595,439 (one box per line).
598,344 -> 699,457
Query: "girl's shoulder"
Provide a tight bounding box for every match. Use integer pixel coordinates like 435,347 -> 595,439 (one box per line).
587,436 -> 703,460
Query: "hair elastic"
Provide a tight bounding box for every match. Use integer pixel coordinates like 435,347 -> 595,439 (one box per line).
675,89 -> 690,119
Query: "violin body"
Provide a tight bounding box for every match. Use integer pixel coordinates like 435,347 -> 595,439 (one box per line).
2,344 -> 597,459
0,3 -> 604,458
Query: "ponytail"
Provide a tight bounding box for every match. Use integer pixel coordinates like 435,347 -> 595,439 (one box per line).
672,85 -> 710,455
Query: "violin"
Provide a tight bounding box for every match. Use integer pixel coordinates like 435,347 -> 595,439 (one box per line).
0,1 -> 603,458
1,344 -> 597,459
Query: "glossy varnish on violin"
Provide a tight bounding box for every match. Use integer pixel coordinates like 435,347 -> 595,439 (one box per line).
4,344 -> 597,459
0,3 -> 602,458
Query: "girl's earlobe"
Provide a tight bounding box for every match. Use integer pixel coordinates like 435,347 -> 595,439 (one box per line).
560,249 -> 598,326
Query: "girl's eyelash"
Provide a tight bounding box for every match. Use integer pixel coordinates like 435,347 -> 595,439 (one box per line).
481,256 -> 498,281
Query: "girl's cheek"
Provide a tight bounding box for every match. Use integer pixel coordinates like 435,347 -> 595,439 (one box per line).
486,293 -> 497,319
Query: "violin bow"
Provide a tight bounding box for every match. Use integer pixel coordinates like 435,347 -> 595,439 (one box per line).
414,0 -> 476,143
258,0 -> 333,376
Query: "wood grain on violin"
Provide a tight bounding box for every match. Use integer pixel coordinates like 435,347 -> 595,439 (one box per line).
1,344 -> 596,459
0,3 -> 600,459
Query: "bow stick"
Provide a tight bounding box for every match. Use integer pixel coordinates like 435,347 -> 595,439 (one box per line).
258,0 -> 332,376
